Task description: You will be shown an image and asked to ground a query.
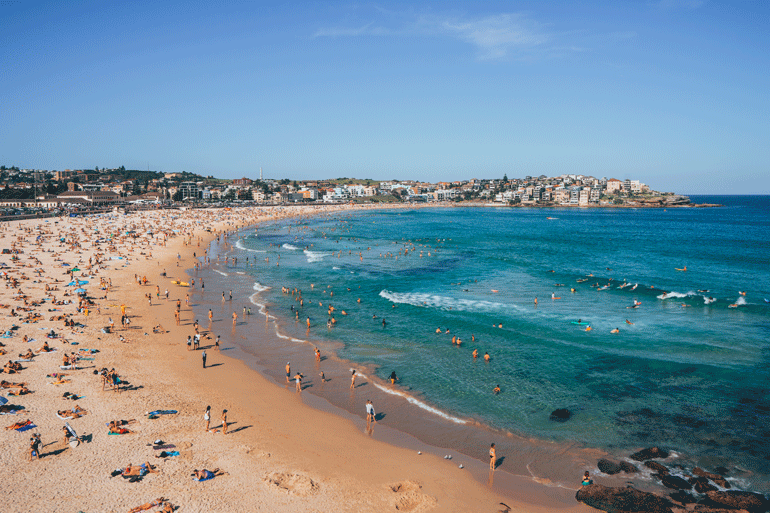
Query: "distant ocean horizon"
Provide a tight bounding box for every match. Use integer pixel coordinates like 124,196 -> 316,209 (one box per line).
195,194 -> 770,492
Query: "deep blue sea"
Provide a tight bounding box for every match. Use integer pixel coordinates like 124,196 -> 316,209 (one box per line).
204,195 -> 770,488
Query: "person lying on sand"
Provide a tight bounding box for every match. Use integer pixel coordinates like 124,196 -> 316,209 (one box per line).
5,419 -> 32,430
127,498 -> 170,513
109,420 -> 135,434
0,380 -> 27,388
8,385 -> 30,395
122,462 -> 159,476
18,349 -> 35,360
192,468 -> 226,480
58,404 -> 87,419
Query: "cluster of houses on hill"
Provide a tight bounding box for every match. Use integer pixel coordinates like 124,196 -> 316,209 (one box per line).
0,166 -> 688,210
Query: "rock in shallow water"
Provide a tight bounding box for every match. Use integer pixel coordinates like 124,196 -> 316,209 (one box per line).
630,446 -> 670,461
598,458 -> 638,475
575,484 -> 674,513
658,474 -> 692,491
645,461 -> 669,474
693,467 -> 731,489
549,408 -> 571,422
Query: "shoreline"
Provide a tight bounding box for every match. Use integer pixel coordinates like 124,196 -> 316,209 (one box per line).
2,205 -> 593,513
191,207 -> 763,504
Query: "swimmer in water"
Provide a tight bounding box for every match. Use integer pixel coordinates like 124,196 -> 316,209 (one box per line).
493,385 -> 501,395
472,349 -> 478,359
625,319 -> 634,325
484,352 -> 490,362
585,326 -> 592,332
611,328 -> 619,333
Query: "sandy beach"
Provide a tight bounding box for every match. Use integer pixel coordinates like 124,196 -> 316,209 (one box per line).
0,205 -> 594,513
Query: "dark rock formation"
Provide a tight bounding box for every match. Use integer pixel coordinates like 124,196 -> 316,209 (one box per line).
669,491 -> 697,505
619,461 -> 638,474
692,505 -> 751,513
657,474 -> 693,491
693,467 -> 731,489
549,408 -> 571,422
630,447 -> 670,461
690,476 -> 718,494
644,461 -> 669,474
703,491 -> 769,512
575,484 -> 674,513
598,459 -> 622,475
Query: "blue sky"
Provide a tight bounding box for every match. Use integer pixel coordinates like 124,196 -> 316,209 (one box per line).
1,1 -> 767,193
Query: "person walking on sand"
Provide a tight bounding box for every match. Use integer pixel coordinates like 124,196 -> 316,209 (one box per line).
204,406 -> 211,431
285,362 -> 291,383
489,443 -> 496,470
350,370 -> 356,390
202,350 -> 207,368
221,409 -> 228,435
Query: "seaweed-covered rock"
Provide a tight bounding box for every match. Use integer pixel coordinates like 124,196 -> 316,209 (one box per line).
630,447 -> 670,461
575,484 -> 674,513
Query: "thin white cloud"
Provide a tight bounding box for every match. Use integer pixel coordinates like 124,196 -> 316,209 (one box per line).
439,14 -> 548,60
314,11 -> 550,60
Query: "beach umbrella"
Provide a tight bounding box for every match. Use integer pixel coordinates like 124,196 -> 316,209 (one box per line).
72,267 -> 80,272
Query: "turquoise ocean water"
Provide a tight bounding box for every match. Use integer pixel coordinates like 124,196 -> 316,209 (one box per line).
198,195 -> 770,489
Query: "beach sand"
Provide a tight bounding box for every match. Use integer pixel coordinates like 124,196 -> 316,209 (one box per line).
0,206 -> 592,513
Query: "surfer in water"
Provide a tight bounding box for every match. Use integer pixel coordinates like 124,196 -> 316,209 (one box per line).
625,319 -> 634,325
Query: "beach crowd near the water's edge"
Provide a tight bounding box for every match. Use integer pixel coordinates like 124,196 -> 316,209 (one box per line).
1,203 -> 765,513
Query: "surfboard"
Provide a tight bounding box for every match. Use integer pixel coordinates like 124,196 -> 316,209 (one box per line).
570,321 -> 590,325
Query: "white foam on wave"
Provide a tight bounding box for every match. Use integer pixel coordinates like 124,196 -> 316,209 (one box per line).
304,250 -> 330,263
235,239 -> 266,253
657,290 -> 695,300
703,296 -> 717,304
273,326 -> 304,343
735,296 -> 747,305
369,380 -> 468,425
253,281 -> 270,293
213,269 -> 228,276
248,292 -> 274,319
332,266 -> 340,270
282,243 -> 300,251
379,290 -> 523,313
